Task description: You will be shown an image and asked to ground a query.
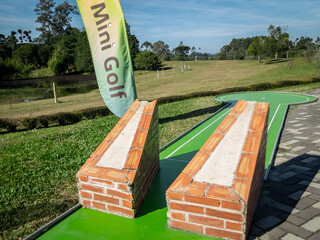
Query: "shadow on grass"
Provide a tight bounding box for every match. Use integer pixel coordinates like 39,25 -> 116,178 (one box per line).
0,199 -> 77,235
248,153 -> 320,239
261,58 -> 290,64
159,104 -> 224,124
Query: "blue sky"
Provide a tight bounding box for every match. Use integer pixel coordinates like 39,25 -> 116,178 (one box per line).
0,0 -> 319,53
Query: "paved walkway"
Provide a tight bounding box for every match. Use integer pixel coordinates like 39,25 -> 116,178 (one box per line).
249,88 -> 320,240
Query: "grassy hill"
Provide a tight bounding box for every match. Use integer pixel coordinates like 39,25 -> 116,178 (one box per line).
0,58 -> 319,119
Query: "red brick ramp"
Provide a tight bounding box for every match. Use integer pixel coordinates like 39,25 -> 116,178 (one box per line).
77,99 -> 159,218
166,100 -> 269,240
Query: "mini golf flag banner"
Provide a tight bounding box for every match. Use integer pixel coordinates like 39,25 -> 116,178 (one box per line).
76,0 -> 137,118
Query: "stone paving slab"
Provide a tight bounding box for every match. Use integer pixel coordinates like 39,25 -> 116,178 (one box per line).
249,89 -> 320,240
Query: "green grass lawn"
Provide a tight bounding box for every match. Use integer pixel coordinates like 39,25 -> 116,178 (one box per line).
1,58 -> 318,119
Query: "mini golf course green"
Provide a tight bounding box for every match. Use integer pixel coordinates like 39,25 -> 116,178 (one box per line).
35,92 -> 317,240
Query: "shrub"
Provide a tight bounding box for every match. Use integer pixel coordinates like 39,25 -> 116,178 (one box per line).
134,51 -> 161,70
37,115 -> 51,128
56,112 -> 83,125
20,117 -> 38,130
0,118 -> 18,132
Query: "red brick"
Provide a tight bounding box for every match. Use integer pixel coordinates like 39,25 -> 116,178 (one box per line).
222,200 -> 243,211
105,123 -> 125,141
205,227 -> 242,240
182,153 -> 209,176
170,202 -> 204,214
107,189 -> 134,201
80,191 -> 92,199
207,184 -> 240,202
235,153 -> 258,180
78,174 -> 88,182
122,200 -> 133,209
125,170 -> 137,184
230,100 -> 248,115
131,130 -> 148,148
199,133 -> 224,154
249,112 -> 268,132
118,109 -> 136,125
243,131 -> 263,154
82,167 -> 105,178
108,205 -> 134,217
189,214 -> 224,228
254,102 -> 269,114
92,201 -> 106,210
167,192 -> 183,201
89,178 -> 114,187
185,194 -> 220,207
226,221 -> 242,231
82,199 -> 91,206
233,178 -> 252,203
167,173 -> 193,192
170,220 -> 203,234
143,100 -> 157,114
129,99 -> 140,110
80,183 -> 104,194
137,113 -> 153,131
117,183 -> 130,192
206,208 -> 243,222
137,113 -> 147,130
90,141 -> 112,159
184,181 -> 208,196
216,115 -> 237,134
93,194 -> 119,205
100,169 -> 127,183
171,211 -> 185,221
124,148 -> 143,170
77,158 -> 95,174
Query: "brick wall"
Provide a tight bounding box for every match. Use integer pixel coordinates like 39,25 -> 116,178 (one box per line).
166,100 -> 269,240
77,99 -> 159,218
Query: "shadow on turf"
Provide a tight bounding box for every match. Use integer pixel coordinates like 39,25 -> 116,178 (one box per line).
159,104 -> 224,124
248,153 -> 320,239
137,151 -> 198,218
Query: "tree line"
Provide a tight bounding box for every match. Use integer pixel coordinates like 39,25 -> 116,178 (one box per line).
0,0 -> 204,80
215,25 -> 320,63
0,0 -> 319,81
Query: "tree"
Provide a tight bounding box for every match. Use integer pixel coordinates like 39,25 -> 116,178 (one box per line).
134,51 -> 161,71
34,0 -> 78,43
75,31 -> 94,72
48,28 -> 79,75
246,38 -> 263,62
0,32 -> 16,59
173,41 -> 190,61
124,22 -> 140,69
152,40 -> 171,61
295,36 -> 314,51
38,44 -> 52,67
17,29 -> 32,43
13,44 -> 40,66
268,25 -> 291,59
128,34 -> 140,69
53,1 -> 78,34
141,41 -> 152,51
314,48 -> 320,77
262,36 -> 278,60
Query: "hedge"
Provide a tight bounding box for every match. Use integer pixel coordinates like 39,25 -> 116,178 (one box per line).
1,77 -> 319,133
